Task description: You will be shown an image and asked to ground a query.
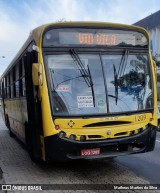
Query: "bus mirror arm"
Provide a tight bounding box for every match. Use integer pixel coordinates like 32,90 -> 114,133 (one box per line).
32,63 -> 43,86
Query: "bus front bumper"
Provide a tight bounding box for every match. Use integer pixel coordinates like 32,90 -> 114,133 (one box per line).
44,125 -> 157,162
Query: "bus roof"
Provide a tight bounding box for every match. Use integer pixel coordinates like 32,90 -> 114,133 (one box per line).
0,21 -> 149,79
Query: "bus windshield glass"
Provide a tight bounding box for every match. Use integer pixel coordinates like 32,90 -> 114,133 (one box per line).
46,52 -> 153,116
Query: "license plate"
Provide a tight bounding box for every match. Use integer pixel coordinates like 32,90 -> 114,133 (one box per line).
81,148 -> 100,156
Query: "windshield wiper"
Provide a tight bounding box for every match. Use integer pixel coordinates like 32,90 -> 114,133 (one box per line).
87,64 -> 95,107
117,49 -> 129,79
112,49 -> 129,105
113,64 -> 118,105
69,49 -> 92,87
69,49 -> 95,106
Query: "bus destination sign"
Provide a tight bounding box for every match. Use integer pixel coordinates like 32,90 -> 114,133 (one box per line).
43,28 -> 147,47
77,33 -> 116,45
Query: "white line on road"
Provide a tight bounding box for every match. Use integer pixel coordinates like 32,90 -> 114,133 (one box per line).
156,140 -> 160,143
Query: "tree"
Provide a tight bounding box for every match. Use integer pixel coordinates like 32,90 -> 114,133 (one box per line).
152,53 -> 160,67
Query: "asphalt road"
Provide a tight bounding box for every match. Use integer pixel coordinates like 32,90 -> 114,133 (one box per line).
0,111 -> 158,193
0,107 -> 160,192
115,131 -> 160,184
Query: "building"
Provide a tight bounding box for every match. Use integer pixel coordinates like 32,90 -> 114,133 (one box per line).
133,10 -> 160,61
134,10 -> 160,100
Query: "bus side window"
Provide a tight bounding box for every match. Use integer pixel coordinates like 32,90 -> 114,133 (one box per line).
0,80 -> 3,99
0,81 -> 2,99
15,63 -> 20,98
22,57 -> 26,96
10,68 -> 15,98
0,81 -> 1,98
19,59 -> 23,96
3,78 -> 5,99
1,80 -> 4,99
4,76 -> 7,99
6,73 -> 10,99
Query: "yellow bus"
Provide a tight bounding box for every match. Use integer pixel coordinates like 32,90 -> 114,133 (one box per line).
0,22 -> 158,162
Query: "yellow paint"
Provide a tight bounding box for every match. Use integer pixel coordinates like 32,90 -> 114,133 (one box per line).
53,113 -> 152,140
148,52 -> 158,126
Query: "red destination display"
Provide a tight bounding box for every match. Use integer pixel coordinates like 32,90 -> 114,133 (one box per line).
78,33 -> 117,45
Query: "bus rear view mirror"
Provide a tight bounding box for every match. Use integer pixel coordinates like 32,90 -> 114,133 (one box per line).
32,63 -> 43,86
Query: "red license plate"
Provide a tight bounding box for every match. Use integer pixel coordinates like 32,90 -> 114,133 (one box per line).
81,148 -> 100,156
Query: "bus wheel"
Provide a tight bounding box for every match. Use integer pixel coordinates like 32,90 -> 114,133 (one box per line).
6,115 -> 15,137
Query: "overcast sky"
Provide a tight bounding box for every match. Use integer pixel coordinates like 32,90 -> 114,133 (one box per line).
0,0 -> 160,75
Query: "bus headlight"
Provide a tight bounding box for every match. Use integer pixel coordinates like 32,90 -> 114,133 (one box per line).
69,134 -> 76,141
59,131 -> 66,138
80,135 -> 86,141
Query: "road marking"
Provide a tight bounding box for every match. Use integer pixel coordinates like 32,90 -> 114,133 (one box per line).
156,140 -> 160,143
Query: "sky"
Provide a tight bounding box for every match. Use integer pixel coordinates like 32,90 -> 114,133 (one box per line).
0,0 -> 160,75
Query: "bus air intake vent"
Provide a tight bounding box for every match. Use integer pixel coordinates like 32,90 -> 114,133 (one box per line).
114,132 -> 128,136
88,135 -> 102,139
83,121 -> 131,127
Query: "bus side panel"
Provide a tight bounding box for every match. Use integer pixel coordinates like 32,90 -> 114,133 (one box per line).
7,98 -> 28,142
25,50 -> 42,159
0,99 -> 5,124
0,81 -> 6,124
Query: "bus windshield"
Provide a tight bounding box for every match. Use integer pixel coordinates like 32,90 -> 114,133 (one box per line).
46,52 -> 153,116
